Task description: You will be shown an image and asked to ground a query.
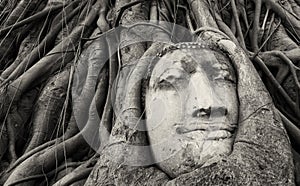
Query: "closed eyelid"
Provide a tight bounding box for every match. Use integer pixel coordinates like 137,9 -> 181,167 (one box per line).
156,76 -> 188,86
153,71 -> 190,90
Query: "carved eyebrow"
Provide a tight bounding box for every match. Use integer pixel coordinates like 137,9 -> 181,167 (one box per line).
156,67 -> 188,81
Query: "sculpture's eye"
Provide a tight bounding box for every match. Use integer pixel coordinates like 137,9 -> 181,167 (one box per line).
156,75 -> 188,90
155,68 -> 189,90
214,70 -> 236,84
211,61 -> 236,84
156,79 -> 174,89
214,76 -> 235,83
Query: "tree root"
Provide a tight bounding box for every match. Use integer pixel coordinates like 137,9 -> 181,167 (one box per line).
25,67 -> 70,153
0,0 -> 86,84
252,56 -> 300,118
4,132 -> 87,186
230,0 -> 246,50
260,50 -> 300,87
53,155 -> 98,186
0,4 -> 64,37
6,162 -> 83,186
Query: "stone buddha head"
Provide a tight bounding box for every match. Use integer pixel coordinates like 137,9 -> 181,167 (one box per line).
145,43 -> 239,178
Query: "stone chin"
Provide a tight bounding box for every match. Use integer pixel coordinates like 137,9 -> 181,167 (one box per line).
150,129 -> 235,178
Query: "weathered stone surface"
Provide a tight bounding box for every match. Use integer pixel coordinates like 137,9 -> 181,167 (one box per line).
85,31 -> 295,185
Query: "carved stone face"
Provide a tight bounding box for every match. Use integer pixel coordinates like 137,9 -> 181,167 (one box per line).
145,46 -> 239,178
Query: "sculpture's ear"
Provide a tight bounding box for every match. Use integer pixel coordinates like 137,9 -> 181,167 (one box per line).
197,32 -> 294,183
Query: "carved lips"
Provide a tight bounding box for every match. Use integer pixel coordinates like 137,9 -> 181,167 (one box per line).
174,121 -> 237,140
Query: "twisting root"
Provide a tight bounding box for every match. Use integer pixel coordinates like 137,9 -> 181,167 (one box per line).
0,4 -> 64,37
230,0 -> 246,50
114,0 -> 150,27
261,50 -> 300,89
252,0 -> 262,52
252,18 -> 281,58
252,56 -> 300,118
6,162 -> 83,186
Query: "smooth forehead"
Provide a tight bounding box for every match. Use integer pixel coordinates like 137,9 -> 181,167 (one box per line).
151,48 -> 232,77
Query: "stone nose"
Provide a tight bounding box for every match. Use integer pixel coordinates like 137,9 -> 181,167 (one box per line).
192,106 -> 228,118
